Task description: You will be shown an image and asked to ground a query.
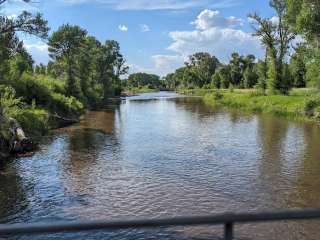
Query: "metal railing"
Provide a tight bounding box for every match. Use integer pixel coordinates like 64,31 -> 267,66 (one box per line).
1,209 -> 320,240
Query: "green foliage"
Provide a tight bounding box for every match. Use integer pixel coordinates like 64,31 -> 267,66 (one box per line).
13,108 -> 48,137
290,46 -> 307,88
185,52 -> 220,87
48,24 -> 87,99
50,93 -> 84,118
0,85 -> 22,117
211,72 -> 221,89
219,66 -> 231,89
303,97 -> 320,116
127,72 -> 162,89
203,90 -> 320,121
286,0 -> 320,43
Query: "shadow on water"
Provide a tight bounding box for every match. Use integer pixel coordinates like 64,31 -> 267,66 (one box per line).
0,164 -> 29,224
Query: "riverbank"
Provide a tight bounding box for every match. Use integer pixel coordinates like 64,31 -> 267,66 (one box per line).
125,87 -> 159,94
179,88 -> 320,122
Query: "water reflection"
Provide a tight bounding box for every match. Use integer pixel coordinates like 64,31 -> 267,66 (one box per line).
1,92 -> 320,240
0,164 -> 28,223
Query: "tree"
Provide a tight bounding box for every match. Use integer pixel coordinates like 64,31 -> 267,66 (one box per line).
34,63 -> 46,75
242,55 -> 258,88
289,45 -> 307,87
185,52 -> 220,87
10,47 -> 34,76
286,0 -> 320,45
127,73 -> 161,89
0,11 -> 48,79
218,66 -> 231,89
229,52 -> 243,87
255,60 -> 268,93
0,11 -> 48,37
48,24 -> 87,99
211,72 -> 221,89
96,40 -> 128,98
249,0 -> 295,94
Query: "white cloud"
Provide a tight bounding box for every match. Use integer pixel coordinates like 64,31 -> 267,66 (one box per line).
167,28 -> 263,63
192,9 -> 243,30
140,24 -> 150,32
167,9 -> 263,64
59,0 -> 238,10
269,16 -> 279,26
151,54 -> 184,75
24,41 -> 48,52
118,24 -> 128,32
130,9 -> 264,76
23,41 -> 49,64
127,55 -> 183,76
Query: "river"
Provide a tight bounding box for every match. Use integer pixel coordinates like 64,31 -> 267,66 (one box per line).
1,92 -> 320,240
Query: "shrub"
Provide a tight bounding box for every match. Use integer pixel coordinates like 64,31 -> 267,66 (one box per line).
9,73 -> 53,106
213,91 -> 223,100
304,98 -> 320,116
0,85 -> 22,117
50,93 -> 84,118
13,108 -> 49,138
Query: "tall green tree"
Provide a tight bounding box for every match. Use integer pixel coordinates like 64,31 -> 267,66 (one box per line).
229,53 -> 243,87
219,66 -> 231,89
249,0 -> 296,94
185,52 -> 220,87
0,11 -> 48,79
96,40 -> 128,98
242,55 -> 258,88
289,45 -> 307,87
255,60 -> 268,93
48,24 -> 87,99
286,0 -> 320,45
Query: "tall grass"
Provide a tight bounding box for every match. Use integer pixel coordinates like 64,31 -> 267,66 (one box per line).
200,88 -> 320,122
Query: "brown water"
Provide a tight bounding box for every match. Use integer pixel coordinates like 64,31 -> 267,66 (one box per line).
1,92 -> 320,240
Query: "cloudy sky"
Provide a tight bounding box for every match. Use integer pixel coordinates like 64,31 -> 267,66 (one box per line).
1,0 -> 275,76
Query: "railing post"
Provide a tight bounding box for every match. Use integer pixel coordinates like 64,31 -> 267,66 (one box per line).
224,222 -> 233,240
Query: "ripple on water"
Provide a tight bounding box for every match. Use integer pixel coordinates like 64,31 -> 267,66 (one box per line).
1,93 -> 320,240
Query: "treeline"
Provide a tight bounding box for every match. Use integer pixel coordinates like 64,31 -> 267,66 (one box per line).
0,2 -> 128,144
124,72 -> 164,91
164,0 -> 319,95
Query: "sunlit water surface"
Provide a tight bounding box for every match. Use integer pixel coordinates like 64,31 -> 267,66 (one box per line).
1,92 -> 320,240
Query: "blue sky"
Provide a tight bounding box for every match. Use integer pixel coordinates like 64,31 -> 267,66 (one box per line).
1,0 -> 276,76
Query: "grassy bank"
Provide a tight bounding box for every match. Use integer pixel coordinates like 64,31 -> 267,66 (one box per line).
180,88 -> 320,122
126,86 -> 159,94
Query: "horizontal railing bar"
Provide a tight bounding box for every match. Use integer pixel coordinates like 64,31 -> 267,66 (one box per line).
1,209 -> 320,235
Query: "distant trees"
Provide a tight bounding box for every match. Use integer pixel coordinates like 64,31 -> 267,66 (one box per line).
164,52 -> 259,90
185,52 -> 220,87
127,73 -> 162,89
163,0 -> 320,95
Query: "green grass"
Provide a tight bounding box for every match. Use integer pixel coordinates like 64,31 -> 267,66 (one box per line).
127,86 -> 159,94
181,88 -> 320,122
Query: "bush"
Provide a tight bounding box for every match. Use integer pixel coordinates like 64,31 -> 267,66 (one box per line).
50,93 -> 84,118
304,98 -> 320,116
0,85 -> 22,117
213,91 -> 223,100
8,73 -> 53,106
13,108 -> 49,138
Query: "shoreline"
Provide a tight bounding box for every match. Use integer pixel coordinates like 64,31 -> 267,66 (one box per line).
178,88 -> 320,124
